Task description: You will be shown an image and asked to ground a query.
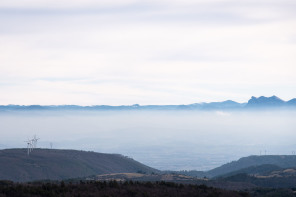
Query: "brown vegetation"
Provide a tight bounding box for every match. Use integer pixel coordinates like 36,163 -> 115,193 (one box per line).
0,180 -> 248,197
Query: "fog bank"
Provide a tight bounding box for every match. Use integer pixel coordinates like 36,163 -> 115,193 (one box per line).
0,110 -> 295,170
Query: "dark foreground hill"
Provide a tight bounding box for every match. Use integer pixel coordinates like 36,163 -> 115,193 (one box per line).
0,180 -> 249,197
218,168 -> 296,189
1,179 -> 295,197
0,149 -> 159,182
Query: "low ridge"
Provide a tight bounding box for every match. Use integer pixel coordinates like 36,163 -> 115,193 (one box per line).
206,155 -> 296,178
0,149 -> 159,182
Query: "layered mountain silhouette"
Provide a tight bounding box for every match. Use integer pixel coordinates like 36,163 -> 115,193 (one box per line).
0,96 -> 295,111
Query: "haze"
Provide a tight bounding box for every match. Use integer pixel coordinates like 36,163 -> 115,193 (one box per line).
1,110 -> 295,170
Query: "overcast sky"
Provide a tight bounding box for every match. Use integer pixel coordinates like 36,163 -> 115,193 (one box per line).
0,0 -> 295,105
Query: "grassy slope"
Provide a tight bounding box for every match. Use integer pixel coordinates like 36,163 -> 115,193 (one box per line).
207,155 -> 296,177
0,149 -> 159,182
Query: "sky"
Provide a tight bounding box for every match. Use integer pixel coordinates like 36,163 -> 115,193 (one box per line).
0,0 -> 295,105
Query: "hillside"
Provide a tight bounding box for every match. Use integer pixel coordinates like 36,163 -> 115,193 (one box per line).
206,155 -> 296,178
215,164 -> 282,178
0,180 -> 249,197
220,168 -> 296,189
0,149 -> 159,182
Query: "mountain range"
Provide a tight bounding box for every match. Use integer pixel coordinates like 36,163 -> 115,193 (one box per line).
0,96 -> 295,111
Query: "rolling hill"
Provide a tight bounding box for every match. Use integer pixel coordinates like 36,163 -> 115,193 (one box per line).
206,155 -> 296,178
215,164 -> 282,178
174,155 -> 296,179
0,149 -> 159,182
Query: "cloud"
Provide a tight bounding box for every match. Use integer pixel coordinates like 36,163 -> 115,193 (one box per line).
0,0 -> 139,9
0,0 -> 295,104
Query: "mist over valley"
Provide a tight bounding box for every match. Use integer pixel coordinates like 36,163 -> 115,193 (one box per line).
1,107 -> 295,171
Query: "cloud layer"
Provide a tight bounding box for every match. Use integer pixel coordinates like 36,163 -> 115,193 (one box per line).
0,0 -> 295,105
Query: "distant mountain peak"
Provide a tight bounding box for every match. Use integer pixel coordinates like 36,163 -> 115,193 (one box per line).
287,98 -> 296,105
0,96 -> 295,111
251,95 -> 282,100
247,95 -> 286,107
222,100 -> 238,104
